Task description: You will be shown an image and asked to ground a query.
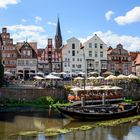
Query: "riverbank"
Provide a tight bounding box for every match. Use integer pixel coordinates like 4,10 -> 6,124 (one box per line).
0,96 -> 71,113
0,95 -> 140,113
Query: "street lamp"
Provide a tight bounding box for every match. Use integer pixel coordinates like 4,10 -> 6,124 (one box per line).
80,45 -> 86,106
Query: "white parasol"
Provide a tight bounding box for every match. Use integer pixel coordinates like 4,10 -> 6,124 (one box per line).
128,74 -> 138,79
44,74 -> 62,80
33,75 -> 45,80
105,75 -> 117,80
87,76 -> 96,80
117,74 -> 128,80
74,76 -> 84,80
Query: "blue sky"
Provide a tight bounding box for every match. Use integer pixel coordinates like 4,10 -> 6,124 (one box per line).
0,0 -> 140,51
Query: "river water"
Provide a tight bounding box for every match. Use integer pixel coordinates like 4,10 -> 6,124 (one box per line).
0,110 -> 140,140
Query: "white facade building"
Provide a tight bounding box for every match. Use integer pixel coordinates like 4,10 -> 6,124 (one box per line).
62,37 -> 85,76
16,41 -> 37,79
83,34 -> 107,75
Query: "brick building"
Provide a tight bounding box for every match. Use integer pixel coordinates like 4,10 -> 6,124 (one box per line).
37,18 -> 63,73
130,52 -> 140,76
0,28 -> 17,75
107,44 -> 132,75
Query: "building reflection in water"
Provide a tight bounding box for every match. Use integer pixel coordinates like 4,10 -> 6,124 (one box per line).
0,111 -> 140,140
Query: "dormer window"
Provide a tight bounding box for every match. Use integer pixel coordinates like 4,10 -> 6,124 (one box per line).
95,43 -> 97,48
100,44 -> 103,49
72,43 -> 75,49
23,50 -> 26,55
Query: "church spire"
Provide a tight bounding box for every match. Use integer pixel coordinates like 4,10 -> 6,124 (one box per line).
55,17 -> 62,50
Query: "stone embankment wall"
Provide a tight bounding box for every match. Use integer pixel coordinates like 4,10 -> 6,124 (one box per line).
0,83 -> 140,101
0,87 -> 68,100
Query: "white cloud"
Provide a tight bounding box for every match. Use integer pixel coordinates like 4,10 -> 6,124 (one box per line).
105,10 -> 114,21
115,7 -> 140,25
6,24 -> 45,32
21,18 -> 26,23
78,30 -> 140,51
35,16 -> 42,23
0,0 -> 20,8
47,21 -> 56,26
67,30 -> 72,34
6,24 -> 48,48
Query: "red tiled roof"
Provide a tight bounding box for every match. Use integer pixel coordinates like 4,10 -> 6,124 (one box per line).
16,42 -> 37,55
107,49 -> 112,55
135,53 -> 140,65
129,52 -> 140,61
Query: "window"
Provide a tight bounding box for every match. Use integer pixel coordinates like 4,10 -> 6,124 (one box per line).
77,51 -> 79,54
110,64 -> 115,71
124,64 -> 128,75
77,64 -> 81,68
101,63 -> 107,69
100,44 -> 103,49
95,51 -> 98,57
72,64 -> 75,68
100,51 -> 103,57
95,62 -> 99,68
64,63 -> 67,67
112,56 -> 114,60
23,50 -> 26,55
72,50 -> 75,56
72,43 -> 75,49
95,43 -> 97,48
73,58 -> 75,61
27,50 -> 30,56
3,41 -> 6,45
89,51 -> 92,57
26,60 -> 29,65
89,43 -> 92,48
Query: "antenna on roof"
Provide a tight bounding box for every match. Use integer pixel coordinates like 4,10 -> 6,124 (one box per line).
26,37 -> 28,42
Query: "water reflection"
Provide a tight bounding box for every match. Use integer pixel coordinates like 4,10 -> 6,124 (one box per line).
0,110 -> 140,140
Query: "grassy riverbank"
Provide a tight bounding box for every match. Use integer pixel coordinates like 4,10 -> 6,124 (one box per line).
0,96 -> 140,112
0,96 -> 70,110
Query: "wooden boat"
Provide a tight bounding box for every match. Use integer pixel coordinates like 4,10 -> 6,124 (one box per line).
57,103 -> 138,121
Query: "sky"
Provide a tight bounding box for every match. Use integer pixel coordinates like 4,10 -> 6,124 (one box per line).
0,0 -> 140,51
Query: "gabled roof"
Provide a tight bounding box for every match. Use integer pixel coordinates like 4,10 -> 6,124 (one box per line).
84,34 -> 106,45
16,41 -> 37,55
129,52 -> 140,61
67,37 -> 80,42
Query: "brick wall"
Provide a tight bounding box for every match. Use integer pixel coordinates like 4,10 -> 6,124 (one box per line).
0,87 -> 67,100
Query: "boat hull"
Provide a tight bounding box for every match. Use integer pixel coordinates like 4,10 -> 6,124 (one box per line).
57,105 -> 138,121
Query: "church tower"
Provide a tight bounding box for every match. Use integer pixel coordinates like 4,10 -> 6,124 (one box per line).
55,17 -> 62,51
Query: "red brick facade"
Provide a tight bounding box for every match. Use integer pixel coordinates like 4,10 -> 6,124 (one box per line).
107,44 -> 132,75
